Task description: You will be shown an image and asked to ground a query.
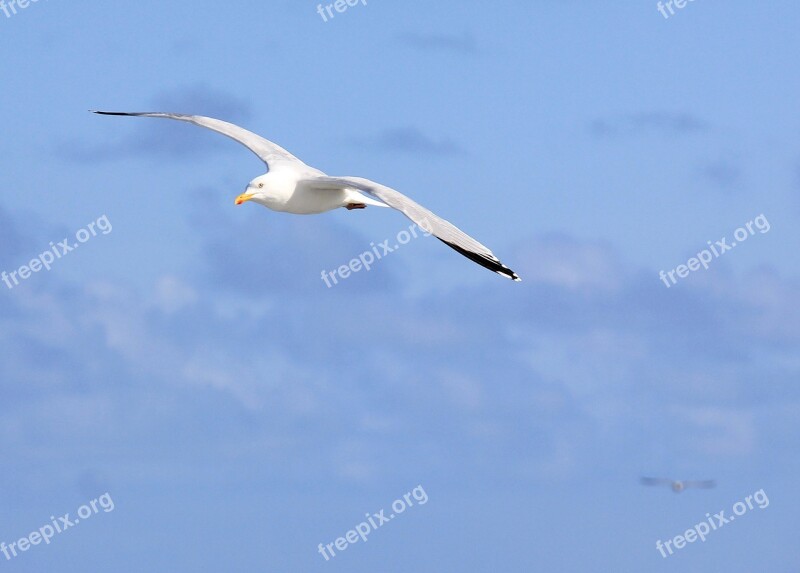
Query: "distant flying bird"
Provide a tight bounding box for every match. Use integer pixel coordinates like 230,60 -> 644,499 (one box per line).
640,477 -> 716,493
91,111 -> 521,281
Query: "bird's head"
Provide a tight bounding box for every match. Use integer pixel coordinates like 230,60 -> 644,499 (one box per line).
672,481 -> 685,493
235,175 -> 269,206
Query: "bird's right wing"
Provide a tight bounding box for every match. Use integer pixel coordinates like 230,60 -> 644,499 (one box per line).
92,111 -> 314,172
303,176 -> 521,281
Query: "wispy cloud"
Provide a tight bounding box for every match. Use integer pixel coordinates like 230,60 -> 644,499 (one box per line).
1,196 -> 797,491
695,158 -> 743,190
589,112 -> 709,138
513,234 -> 625,292
353,127 -> 465,157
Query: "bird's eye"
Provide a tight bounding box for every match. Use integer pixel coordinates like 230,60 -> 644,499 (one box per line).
258,183 -> 264,188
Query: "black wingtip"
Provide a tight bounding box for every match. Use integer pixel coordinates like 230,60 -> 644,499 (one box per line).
438,238 -> 521,282
91,110 -> 133,116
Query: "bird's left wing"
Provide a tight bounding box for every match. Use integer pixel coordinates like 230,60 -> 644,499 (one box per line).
91,111 -> 311,171
303,176 -> 521,281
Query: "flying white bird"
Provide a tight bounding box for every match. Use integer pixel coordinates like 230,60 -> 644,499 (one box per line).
640,477 -> 716,493
92,111 -> 521,281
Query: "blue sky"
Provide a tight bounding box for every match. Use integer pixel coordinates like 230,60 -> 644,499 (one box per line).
1,0 -> 799,571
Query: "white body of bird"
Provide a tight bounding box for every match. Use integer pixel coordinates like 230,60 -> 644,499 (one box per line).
245,170 -> 387,214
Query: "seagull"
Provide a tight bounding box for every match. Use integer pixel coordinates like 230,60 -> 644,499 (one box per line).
640,477 -> 716,493
91,111 -> 521,281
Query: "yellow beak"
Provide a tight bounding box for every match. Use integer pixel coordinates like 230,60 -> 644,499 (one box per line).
235,193 -> 254,206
